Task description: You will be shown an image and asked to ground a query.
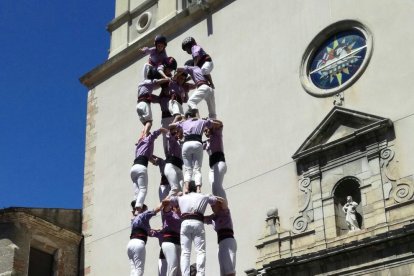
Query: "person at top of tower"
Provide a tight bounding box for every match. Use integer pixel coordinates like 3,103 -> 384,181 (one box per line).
136,57 -> 176,137
148,57 -> 178,156
168,71 -> 196,123
182,36 -> 215,89
140,35 -> 168,79
176,60 -> 216,119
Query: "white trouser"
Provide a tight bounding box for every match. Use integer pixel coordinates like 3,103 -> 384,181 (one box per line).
180,219 -> 206,276
127,239 -> 146,276
168,99 -> 184,116
162,242 -> 181,276
187,84 -> 216,119
201,61 -> 214,75
142,63 -> 153,79
218,238 -> 237,276
182,141 -> 203,186
136,101 -> 152,124
161,116 -> 174,156
164,163 -> 184,194
130,164 -> 148,208
159,253 -> 167,276
209,161 -> 227,199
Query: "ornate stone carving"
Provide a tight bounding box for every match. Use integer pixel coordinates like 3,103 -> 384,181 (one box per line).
393,183 -> 414,203
292,214 -> 308,234
380,148 -> 396,181
292,177 -> 312,234
299,177 -> 312,212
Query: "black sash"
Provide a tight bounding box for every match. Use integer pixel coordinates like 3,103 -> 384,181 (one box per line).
209,151 -> 225,168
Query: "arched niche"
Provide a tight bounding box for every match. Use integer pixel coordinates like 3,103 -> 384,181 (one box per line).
333,177 -> 363,235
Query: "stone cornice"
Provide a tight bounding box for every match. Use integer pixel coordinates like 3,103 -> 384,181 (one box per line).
0,211 -> 82,243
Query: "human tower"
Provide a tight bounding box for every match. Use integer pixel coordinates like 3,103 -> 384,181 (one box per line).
126,35 -> 237,276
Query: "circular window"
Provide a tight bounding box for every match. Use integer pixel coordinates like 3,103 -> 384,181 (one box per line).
300,21 -> 373,97
136,12 -> 152,34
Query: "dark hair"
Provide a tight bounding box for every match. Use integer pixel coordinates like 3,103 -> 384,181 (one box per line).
185,108 -> 198,118
188,181 -> 197,193
184,59 -> 194,66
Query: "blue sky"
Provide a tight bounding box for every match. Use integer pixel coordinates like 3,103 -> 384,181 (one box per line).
0,1 -> 114,209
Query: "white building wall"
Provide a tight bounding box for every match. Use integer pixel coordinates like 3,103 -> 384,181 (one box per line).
81,0 -> 414,275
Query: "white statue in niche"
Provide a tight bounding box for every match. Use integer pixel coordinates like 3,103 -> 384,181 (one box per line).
342,196 -> 361,231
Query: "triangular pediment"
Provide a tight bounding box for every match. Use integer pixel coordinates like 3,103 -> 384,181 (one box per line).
292,106 -> 392,160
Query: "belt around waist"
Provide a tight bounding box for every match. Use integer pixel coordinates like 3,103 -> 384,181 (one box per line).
209,151 -> 225,168
133,156 -> 149,167
166,155 -> 183,170
162,231 -> 180,245
184,134 -> 202,143
195,81 -> 209,88
181,212 -> 204,222
217,228 -> 234,243
137,96 -> 152,103
130,228 -> 148,243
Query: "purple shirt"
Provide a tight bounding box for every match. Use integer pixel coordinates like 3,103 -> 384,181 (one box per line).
205,127 -> 223,154
166,133 -> 182,158
131,210 -> 156,234
205,209 -> 233,232
162,210 -> 181,234
191,45 -> 207,59
169,80 -> 189,103
138,79 -> 159,98
183,65 -> 207,84
178,118 -> 212,137
135,129 -> 161,158
142,46 -> 168,66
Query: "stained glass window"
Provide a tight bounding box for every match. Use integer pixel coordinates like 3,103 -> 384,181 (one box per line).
309,30 -> 367,90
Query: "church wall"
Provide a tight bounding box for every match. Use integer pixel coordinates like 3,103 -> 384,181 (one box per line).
82,0 -> 414,274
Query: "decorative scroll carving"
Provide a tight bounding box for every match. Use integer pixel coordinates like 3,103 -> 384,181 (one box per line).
292,214 -> 308,234
393,183 -> 414,203
292,177 -> 313,234
380,148 -> 396,181
299,177 -> 312,212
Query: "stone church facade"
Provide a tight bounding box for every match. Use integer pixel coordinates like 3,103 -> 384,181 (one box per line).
80,0 -> 414,275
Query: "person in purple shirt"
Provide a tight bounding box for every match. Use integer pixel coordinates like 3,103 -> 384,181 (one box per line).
136,78 -> 169,137
204,119 -> 227,199
127,201 -> 162,276
205,198 -> 237,276
181,36 -> 215,89
176,60 -> 216,119
168,72 -> 196,123
170,110 -> 221,193
130,128 -> 168,211
152,201 -> 182,276
139,35 -> 168,79
149,57 -> 177,156
163,181 -> 223,276
164,129 -> 185,196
